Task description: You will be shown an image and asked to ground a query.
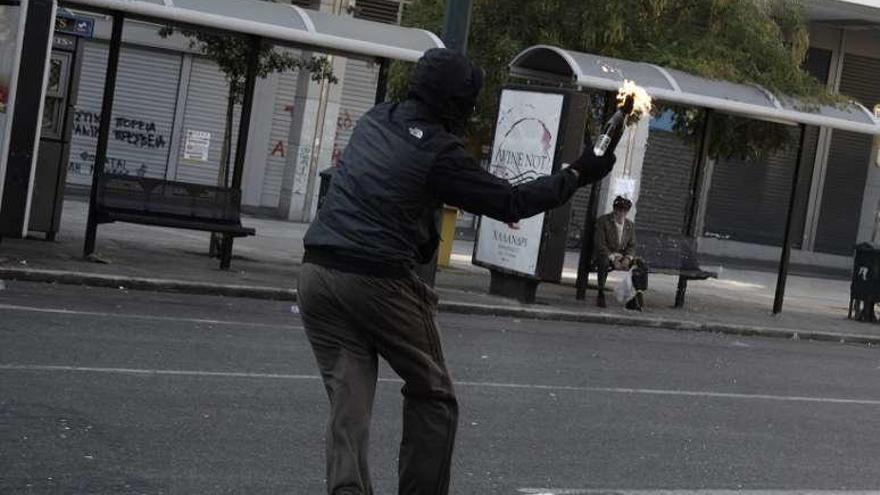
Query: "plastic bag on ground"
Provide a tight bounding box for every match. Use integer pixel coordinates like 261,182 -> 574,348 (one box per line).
613,268 -> 637,305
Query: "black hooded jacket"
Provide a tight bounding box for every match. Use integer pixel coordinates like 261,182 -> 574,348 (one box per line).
302,49 -> 585,277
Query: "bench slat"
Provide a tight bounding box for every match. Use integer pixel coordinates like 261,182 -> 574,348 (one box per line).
93,174 -> 254,237
97,210 -> 255,237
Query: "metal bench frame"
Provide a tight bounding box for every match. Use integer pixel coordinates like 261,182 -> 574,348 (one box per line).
87,174 -> 255,269
636,229 -> 718,308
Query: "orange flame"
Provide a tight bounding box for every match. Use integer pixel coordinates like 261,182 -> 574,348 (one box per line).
617,80 -> 652,124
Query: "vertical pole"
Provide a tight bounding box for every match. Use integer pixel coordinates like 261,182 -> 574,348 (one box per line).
374,58 -> 389,105
674,109 -> 713,308
0,0 -> 55,238
231,36 -> 260,192
575,181 -> 602,300
575,92 -> 615,300
773,124 -> 808,314
83,11 -> 123,257
442,0 -> 473,53
415,1 -> 472,286
220,35 -> 260,270
684,110 -> 712,237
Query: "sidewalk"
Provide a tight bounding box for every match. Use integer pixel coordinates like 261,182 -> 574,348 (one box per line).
1,199 -> 876,344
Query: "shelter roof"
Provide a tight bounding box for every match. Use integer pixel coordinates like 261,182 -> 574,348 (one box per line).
510,45 -> 880,135
62,0 -> 444,62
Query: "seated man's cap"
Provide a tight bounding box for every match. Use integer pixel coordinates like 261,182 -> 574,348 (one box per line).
613,195 -> 633,210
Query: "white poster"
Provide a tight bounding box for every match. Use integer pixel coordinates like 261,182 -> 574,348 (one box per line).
474,89 -> 565,277
183,129 -> 211,162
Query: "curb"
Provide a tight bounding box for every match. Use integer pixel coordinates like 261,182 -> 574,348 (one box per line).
0,267 -> 297,301
439,301 -> 880,346
3,267 -> 877,346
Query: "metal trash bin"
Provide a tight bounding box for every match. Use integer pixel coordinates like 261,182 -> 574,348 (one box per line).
849,243 -> 880,321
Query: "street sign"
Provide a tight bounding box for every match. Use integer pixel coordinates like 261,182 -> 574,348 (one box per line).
55,14 -> 94,38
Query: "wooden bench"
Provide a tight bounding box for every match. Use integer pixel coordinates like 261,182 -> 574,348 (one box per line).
635,229 -> 718,308
93,174 -> 255,269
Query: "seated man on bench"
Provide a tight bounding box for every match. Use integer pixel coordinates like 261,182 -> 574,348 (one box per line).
595,195 -> 643,309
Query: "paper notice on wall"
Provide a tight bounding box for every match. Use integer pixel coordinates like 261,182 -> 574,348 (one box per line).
611,176 -> 636,201
183,130 -> 211,162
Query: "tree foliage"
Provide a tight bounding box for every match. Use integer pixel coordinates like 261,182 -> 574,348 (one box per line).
393,0 -> 840,160
158,25 -> 337,104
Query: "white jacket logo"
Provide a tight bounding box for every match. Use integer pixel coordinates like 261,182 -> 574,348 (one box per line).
409,127 -> 424,139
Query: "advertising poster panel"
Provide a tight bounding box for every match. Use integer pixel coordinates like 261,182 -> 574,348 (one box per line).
0,2 -> 24,200
473,89 -> 565,277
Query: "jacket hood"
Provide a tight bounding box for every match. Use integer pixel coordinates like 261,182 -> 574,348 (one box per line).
407,48 -> 483,135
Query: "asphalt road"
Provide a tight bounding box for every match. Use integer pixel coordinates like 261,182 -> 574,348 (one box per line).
2,281 -> 880,494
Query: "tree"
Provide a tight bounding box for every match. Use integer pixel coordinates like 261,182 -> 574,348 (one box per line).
159,0 -> 337,255
392,0 -> 841,160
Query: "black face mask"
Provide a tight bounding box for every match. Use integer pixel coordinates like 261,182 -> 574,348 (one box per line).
408,48 -> 484,135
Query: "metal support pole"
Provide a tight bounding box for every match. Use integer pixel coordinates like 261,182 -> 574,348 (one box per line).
231,36 -> 259,192
575,182 -> 601,300
684,110 -> 713,237
83,11 -> 123,257
675,109 -> 713,308
576,92 -> 615,300
220,35 -> 260,270
410,1 -> 471,285
442,0 -> 473,53
374,58 -> 389,105
773,124 -> 808,314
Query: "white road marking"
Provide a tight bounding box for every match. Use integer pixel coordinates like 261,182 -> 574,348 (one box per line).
3,364 -> 880,407
0,303 -> 300,329
518,491 -> 880,495
0,364 -> 323,381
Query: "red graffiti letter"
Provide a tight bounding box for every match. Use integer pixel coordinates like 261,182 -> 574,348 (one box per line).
271,140 -> 285,157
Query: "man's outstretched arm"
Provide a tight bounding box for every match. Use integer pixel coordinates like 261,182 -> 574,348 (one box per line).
428,144 -> 616,224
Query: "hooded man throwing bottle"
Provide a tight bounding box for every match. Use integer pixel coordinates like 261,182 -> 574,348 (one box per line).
298,48 -> 632,495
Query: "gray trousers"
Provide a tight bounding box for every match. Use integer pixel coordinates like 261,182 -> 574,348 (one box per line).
298,262 -> 458,495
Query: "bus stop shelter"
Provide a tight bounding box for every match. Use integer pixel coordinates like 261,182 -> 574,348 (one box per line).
1,0 -> 442,267
508,44 -> 880,313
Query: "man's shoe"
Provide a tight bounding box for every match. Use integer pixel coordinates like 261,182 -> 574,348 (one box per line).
597,291 -> 607,308
625,294 -> 644,311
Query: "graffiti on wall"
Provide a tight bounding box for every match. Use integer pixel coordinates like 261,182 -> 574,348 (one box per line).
67,150 -> 148,177
73,110 -> 167,149
270,108 -> 359,166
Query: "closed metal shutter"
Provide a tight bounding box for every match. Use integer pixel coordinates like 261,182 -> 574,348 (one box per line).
67,42 -> 181,186
261,68 -> 300,208
636,129 -> 697,235
353,0 -> 401,24
333,57 -> 379,163
704,126 -> 816,247
174,57 -> 241,185
703,47 -> 830,247
814,53 -> 880,255
254,0 -> 391,210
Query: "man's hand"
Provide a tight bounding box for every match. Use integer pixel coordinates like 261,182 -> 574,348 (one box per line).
568,148 -> 616,187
